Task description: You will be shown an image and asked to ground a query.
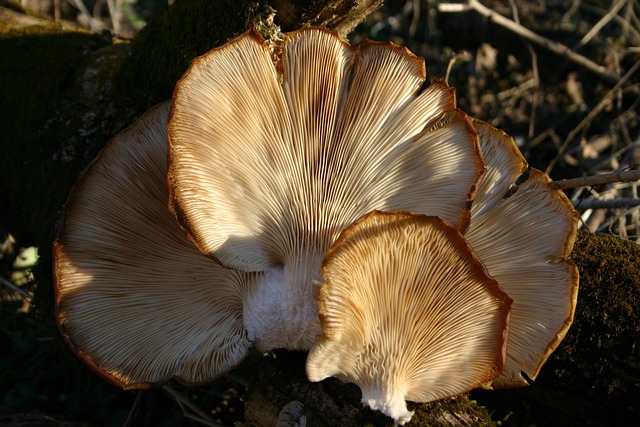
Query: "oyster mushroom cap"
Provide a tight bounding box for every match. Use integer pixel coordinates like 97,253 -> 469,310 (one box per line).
54,103 -> 256,389
467,120 -> 579,388
306,211 -> 512,425
168,27 -> 483,351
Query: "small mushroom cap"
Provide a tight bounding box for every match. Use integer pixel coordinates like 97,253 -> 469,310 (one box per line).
54,103 -> 256,390
306,211 -> 511,425
168,27 -> 483,350
466,120 -> 579,388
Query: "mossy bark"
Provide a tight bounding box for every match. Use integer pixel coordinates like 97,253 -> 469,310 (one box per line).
472,230 -> 640,426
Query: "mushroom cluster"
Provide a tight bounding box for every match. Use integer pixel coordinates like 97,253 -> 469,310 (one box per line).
54,27 -> 579,425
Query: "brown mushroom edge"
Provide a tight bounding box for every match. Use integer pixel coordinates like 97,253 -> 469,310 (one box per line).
511,169 -> 579,386
468,119 -> 579,389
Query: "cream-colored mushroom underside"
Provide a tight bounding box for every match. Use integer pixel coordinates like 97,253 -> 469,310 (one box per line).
168,28 -> 483,350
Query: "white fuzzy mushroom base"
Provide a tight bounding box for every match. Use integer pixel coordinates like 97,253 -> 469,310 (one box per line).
361,386 -> 413,426
243,256 -> 323,351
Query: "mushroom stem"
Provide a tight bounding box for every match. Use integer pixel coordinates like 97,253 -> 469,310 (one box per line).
361,384 -> 413,426
243,251 -> 324,351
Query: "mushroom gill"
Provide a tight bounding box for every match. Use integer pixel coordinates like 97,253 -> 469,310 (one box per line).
466,120 -> 579,388
306,211 -> 511,425
54,103 -> 258,389
168,27 -> 483,351
54,25 -> 579,425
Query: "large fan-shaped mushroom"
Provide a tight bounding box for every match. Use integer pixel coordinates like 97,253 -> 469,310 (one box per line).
466,120 -> 579,387
54,103 -> 258,389
306,211 -> 512,425
168,27 -> 484,351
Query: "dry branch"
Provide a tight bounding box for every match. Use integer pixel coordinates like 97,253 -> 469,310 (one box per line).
551,170 -> 640,190
574,198 -> 640,210
437,0 -> 622,85
574,0 -> 628,51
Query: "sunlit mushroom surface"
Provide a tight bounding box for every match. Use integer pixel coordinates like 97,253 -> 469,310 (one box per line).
54,26 -> 579,424
307,211 -> 512,425
168,27 -> 484,351
54,103 -> 258,389
466,120 -> 579,387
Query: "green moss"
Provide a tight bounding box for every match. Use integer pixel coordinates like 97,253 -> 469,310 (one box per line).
551,231 -> 639,400
246,2 -> 284,41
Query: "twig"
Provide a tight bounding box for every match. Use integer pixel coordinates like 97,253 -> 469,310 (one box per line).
53,0 -> 61,22
526,46 -> 539,139
445,54 -> 457,84
596,206 -> 640,237
437,3 -> 468,13
583,1 -> 640,45
562,0 -> 582,23
551,170 -> 640,190
586,129 -> 640,176
0,276 -> 32,300
163,384 -> 222,427
546,60 -> 640,174
106,0 -> 122,36
408,0 -> 421,41
496,78 -> 535,101
574,198 -> 640,210
508,0 -> 539,139
574,0 -> 628,51
438,0 -> 621,85
67,0 -> 94,28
